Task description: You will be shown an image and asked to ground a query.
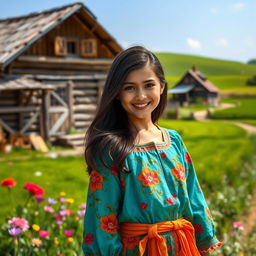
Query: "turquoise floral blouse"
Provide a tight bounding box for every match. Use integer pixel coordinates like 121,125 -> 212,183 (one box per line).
82,128 -> 222,255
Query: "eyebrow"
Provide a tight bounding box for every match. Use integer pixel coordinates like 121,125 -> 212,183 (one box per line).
123,79 -> 155,85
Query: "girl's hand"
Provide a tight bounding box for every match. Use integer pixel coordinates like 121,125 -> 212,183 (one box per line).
200,252 -> 210,256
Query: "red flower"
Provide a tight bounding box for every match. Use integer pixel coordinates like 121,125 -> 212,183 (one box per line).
161,152 -> 167,158
140,203 -> 148,210
194,224 -> 203,234
24,182 -> 44,196
171,193 -> 177,199
110,165 -> 118,176
89,171 -> 103,193
100,213 -> 118,234
1,178 -> 16,188
84,233 -> 94,244
171,163 -> 186,182
166,198 -> 174,205
185,152 -> 192,163
137,168 -> 160,187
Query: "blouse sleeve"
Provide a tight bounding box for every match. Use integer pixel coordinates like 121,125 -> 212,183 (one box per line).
82,154 -> 123,256
171,130 -> 223,253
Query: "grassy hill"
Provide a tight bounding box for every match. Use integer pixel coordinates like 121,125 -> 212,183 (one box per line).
155,52 -> 256,77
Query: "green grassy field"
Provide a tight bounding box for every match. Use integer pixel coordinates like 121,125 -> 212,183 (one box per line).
155,52 -> 256,77
0,120 -> 253,225
212,98 -> 256,119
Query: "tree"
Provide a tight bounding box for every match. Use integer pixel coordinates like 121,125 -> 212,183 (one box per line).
247,59 -> 256,65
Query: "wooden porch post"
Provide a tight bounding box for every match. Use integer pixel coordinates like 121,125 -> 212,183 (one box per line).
67,80 -> 74,131
41,89 -> 50,141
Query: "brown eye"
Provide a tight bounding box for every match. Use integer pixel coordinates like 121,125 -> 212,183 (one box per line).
124,86 -> 135,91
146,83 -> 155,88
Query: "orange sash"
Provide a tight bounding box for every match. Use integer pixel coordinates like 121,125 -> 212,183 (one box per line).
120,218 -> 200,256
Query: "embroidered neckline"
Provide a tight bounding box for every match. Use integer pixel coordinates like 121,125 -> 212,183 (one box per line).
133,128 -> 171,152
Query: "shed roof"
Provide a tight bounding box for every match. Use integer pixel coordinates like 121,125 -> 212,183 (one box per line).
168,85 -> 194,94
0,2 -> 122,69
0,76 -> 54,91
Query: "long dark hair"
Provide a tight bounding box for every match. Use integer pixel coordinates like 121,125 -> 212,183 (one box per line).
84,46 -> 168,174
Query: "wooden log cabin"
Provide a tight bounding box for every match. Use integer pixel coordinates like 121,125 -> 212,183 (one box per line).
0,2 -> 122,148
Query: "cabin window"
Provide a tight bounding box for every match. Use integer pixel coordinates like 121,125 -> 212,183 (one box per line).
81,39 -> 97,57
54,37 -> 67,56
67,38 -> 79,57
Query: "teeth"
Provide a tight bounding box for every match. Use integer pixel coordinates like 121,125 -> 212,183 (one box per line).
134,103 -> 148,107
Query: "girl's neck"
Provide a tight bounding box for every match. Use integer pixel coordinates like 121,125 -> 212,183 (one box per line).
128,119 -> 156,133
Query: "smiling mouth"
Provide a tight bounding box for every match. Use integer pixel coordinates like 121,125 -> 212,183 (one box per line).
132,102 -> 151,110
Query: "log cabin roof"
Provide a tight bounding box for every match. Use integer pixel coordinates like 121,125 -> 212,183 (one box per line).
0,75 -> 54,90
0,2 -> 122,69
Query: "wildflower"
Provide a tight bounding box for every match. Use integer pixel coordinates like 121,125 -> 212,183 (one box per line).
233,222 -> 244,230
48,198 -> 56,205
59,192 -> 66,196
39,230 -> 49,238
8,217 -> 29,231
34,211 -> 39,216
67,237 -> 74,243
24,182 -> 44,196
44,205 -> 54,213
1,178 -> 17,188
77,210 -> 85,217
54,237 -> 59,245
57,220 -> 63,226
32,224 -> 40,231
79,203 -> 86,209
66,198 -> 74,204
54,215 -> 62,220
31,238 -> 42,247
64,230 -> 73,236
59,197 -> 66,203
60,209 -> 73,216
35,196 -> 45,203
8,227 -> 21,237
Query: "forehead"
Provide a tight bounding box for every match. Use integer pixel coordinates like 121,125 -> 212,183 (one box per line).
124,63 -> 159,82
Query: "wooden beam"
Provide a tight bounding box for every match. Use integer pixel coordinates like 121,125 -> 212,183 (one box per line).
42,90 -> 50,141
0,106 -> 40,113
67,80 -> 74,131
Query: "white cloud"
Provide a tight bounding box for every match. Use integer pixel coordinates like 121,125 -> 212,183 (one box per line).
187,38 -> 202,51
210,7 -> 221,15
232,2 -> 246,11
216,39 -> 229,47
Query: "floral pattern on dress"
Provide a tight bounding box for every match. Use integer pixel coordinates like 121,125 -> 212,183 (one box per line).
137,167 -> 160,187
89,170 -> 103,193
171,163 -> 186,182
100,213 -> 118,234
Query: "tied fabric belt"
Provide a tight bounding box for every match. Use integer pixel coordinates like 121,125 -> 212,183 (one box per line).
120,218 -> 200,256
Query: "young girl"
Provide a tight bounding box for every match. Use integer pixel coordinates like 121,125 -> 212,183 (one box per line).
82,46 -> 223,255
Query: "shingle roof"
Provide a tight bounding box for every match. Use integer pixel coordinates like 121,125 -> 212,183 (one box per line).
0,2 -> 122,69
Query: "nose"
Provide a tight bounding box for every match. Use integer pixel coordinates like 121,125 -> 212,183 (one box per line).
136,88 -> 146,100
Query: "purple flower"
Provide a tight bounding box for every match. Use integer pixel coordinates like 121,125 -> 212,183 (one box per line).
44,205 -> 54,213
48,198 -> 56,205
8,227 -> 21,237
59,197 -> 66,203
79,203 -> 86,209
57,220 -> 63,226
77,210 -> 85,217
35,196 -> 45,203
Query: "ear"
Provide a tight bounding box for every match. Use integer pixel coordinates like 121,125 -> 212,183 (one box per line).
160,82 -> 165,95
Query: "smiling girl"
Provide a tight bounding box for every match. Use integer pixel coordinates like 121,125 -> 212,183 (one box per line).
82,46 -> 222,255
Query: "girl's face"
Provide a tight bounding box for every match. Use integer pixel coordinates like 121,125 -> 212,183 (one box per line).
118,62 -> 164,124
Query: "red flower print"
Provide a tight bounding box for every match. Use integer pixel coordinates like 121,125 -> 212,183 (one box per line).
84,233 -> 94,244
185,152 -> 192,163
161,152 -> 167,158
166,198 -> 174,205
125,236 -> 139,249
120,178 -> 126,190
140,203 -> 148,210
89,171 -> 103,193
1,178 -> 16,188
171,163 -> 186,182
100,213 -> 118,234
24,182 -> 44,196
137,168 -> 160,187
110,165 -> 118,176
171,193 -> 177,199
194,224 -> 203,235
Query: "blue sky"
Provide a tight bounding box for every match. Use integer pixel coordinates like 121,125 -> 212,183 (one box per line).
0,0 -> 255,63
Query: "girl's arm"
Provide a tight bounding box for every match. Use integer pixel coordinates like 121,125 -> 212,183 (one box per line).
82,158 -> 123,256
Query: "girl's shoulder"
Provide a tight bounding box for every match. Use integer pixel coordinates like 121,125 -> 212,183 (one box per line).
162,127 -> 183,142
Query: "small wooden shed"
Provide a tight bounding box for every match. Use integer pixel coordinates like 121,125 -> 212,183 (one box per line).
0,2 -> 122,147
169,67 -> 219,106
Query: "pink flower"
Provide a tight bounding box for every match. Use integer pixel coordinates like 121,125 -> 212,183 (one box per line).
39,230 -> 49,238
54,215 -> 62,220
233,222 -> 244,230
79,203 -> 86,209
77,210 -> 85,217
60,209 -> 73,216
8,217 -> 29,231
64,230 -> 73,236
57,220 -> 63,226
24,182 -> 44,196
44,205 -> 54,213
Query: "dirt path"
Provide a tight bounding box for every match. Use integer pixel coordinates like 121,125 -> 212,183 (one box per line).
226,121 -> 256,134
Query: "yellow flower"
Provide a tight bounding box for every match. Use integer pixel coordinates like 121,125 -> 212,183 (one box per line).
32,224 -> 40,231
34,211 -> 39,216
66,198 -> 74,204
54,238 -> 59,245
67,237 -> 74,243
59,192 -> 66,196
